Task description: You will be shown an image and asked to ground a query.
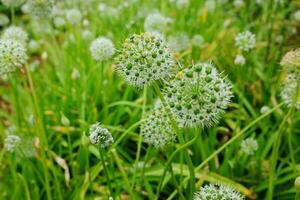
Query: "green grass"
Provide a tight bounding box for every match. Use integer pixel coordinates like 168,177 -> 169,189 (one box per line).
0,0 -> 300,199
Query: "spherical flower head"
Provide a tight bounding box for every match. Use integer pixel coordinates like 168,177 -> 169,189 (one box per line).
2,26 -> 28,45
144,13 -> 173,33
234,54 -> 245,66
89,37 -> 115,61
141,102 -> 176,148
66,8 -> 82,25
194,184 -> 244,200
280,48 -> 300,71
281,73 -> 300,110
233,0 -> 244,8
1,0 -> 24,7
27,0 -> 54,18
240,138 -> 258,155
0,14 -> 10,27
204,0 -> 216,12
0,39 -> 27,76
167,32 -> 190,53
235,31 -> 256,51
295,176 -> 300,191
192,34 -> 204,48
4,134 -> 21,152
115,32 -> 175,88
175,0 -> 189,9
163,63 -> 233,128
260,105 -> 270,114
89,123 -> 114,148
53,17 -> 66,28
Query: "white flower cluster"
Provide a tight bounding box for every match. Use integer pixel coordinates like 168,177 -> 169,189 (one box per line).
280,49 -> 300,110
89,123 -> 114,148
66,8 -> 82,25
26,0 -> 54,18
1,0 -> 24,7
0,14 -> 9,27
234,54 -> 245,66
240,138 -> 258,155
2,26 -> 28,45
4,135 -> 21,152
141,102 -> 176,148
167,32 -> 189,53
163,63 -> 233,128
235,31 -> 256,52
89,37 -> 115,61
144,13 -> 173,33
194,184 -> 244,200
115,32 -> 175,88
0,39 -> 27,76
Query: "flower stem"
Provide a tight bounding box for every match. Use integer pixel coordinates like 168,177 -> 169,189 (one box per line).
99,147 -> 113,196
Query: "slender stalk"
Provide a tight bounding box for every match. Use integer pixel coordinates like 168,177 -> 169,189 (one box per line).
131,87 -> 147,189
99,147 -> 113,196
153,82 -> 196,197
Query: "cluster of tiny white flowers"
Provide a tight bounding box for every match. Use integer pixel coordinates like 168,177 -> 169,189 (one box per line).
0,14 -> 9,27
115,32 -> 175,88
234,54 -> 245,66
173,0 -> 189,9
89,123 -> 114,148
1,0 -> 24,7
167,32 -> 190,53
66,8 -> 82,25
2,26 -> 28,45
144,13 -> 173,33
26,0 -> 54,18
0,39 -> 27,76
192,34 -> 205,48
194,184 -> 244,200
280,49 -> 300,110
205,0 -> 216,12
89,37 -> 115,61
240,138 -> 258,155
235,31 -> 256,51
233,0 -> 244,9
53,17 -> 66,29
163,63 -> 233,128
4,134 -> 21,152
141,102 -> 176,148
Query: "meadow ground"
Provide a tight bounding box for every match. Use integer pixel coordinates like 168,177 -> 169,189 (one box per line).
0,0 -> 300,200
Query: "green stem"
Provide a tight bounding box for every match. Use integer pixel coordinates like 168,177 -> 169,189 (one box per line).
131,87 -> 147,190
99,147 -> 113,196
153,82 -> 195,197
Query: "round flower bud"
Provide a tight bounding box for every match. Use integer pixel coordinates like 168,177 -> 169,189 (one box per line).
240,138 -> 258,155
4,134 -> 21,152
141,102 -> 176,148
163,63 -> 233,128
0,39 -> 27,76
26,0 -> 54,18
280,48 -> 300,70
0,14 -> 10,27
82,30 -> 93,41
167,32 -> 190,53
295,176 -> 300,191
192,34 -> 204,48
144,13 -> 173,33
89,123 -> 114,148
281,73 -> 300,110
89,37 -> 115,61
260,105 -> 270,114
66,8 -> 82,25
115,32 -> 175,88
1,0 -> 24,7
2,26 -> 28,45
53,17 -> 66,29
194,184 -> 244,200
235,31 -> 256,52
234,54 -> 245,66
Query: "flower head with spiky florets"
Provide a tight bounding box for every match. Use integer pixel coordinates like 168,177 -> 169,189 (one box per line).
89,123 -> 114,148
194,184 -> 244,200
4,134 -> 21,152
0,39 -> 27,76
115,32 -> 175,88
26,0 -> 54,18
2,26 -> 28,45
1,0 -> 24,7
89,37 -> 115,61
144,13 -> 173,33
235,31 -> 256,51
240,138 -> 258,155
141,101 -> 176,148
163,63 -> 233,128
